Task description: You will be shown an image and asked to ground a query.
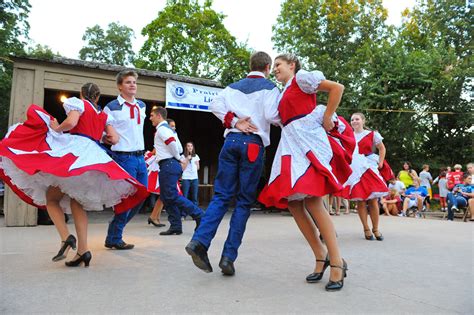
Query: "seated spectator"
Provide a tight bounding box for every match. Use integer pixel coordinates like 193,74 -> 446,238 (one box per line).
397,161 -> 418,188
446,164 -> 463,190
388,177 -> 406,196
467,163 -> 474,182
446,174 -> 473,221
399,179 -> 428,217
381,188 -> 402,216
467,163 -> 474,221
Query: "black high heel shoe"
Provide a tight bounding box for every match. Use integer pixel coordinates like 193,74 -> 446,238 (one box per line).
364,229 -> 374,240
65,251 -> 92,267
52,234 -> 77,262
325,259 -> 348,291
372,229 -> 384,241
148,217 -> 166,227
306,254 -> 330,283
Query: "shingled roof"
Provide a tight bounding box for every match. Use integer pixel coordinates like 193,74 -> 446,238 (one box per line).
11,56 -> 223,88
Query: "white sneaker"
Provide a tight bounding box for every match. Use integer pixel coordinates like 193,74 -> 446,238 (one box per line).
452,206 -> 459,212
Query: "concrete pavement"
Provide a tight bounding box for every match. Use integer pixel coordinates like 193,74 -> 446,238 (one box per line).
0,211 -> 472,314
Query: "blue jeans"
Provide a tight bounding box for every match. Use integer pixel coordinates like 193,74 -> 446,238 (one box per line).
105,153 -> 148,245
182,178 -> 199,206
446,192 -> 468,220
159,158 -> 203,231
192,133 -> 264,262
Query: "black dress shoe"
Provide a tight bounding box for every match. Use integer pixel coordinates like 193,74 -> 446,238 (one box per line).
159,229 -> 183,235
65,251 -> 92,267
306,254 -> 329,283
219,256 -> 235,276
325,259 -> 348,291
364,229 -> 374,240
148,217 -> 166,227
52,234 -> 77,261
185,240 -> 213,273
372,229 -> 384,241
104,242 -> 135,250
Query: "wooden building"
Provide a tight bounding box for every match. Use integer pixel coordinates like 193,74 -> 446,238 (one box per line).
4,56 -> 281,226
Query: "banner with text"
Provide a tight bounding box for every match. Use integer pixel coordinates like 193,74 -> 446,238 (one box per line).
166,79 -> 222,112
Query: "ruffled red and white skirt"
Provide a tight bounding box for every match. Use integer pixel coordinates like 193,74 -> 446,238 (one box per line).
144,151 -> 182,195
144,151 -> 160,194
342,152 -> 389,201
0,105 -> 149,214
258,106 -> 355,209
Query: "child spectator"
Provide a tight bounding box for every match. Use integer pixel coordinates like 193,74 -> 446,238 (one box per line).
381,188 -> 402,216
436,171 -> 449,211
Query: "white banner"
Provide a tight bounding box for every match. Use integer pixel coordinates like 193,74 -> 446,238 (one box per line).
166,79 -> 223,112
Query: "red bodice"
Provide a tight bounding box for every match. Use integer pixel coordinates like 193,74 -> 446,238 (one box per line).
70,100 -> 108,141
279,78 -> 317,125
357,131 -> 375,155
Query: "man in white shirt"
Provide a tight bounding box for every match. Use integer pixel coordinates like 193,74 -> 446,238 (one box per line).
185,51 -> 280,276
104,70 -> 148,250
149,106 -> 204,235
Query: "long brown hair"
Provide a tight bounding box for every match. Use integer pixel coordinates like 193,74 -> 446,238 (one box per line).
81,82 -> 100,108
185,141 -> 196,157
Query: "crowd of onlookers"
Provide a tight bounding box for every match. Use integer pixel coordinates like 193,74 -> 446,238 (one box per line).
382,162 -> 474,221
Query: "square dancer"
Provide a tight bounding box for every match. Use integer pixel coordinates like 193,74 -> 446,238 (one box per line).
185,51 -> 280,275
149,106 -> 203,235
104,69 -> 148,250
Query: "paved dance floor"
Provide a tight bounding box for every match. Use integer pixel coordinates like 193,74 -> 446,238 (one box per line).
1,212 -> 472,314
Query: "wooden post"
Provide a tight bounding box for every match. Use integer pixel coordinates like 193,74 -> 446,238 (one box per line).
4,67 -> 39,226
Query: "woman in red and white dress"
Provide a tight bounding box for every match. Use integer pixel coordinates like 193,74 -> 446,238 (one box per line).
344,112 -> 393,241
259,54 -> 355,291
0,83 -> 148,267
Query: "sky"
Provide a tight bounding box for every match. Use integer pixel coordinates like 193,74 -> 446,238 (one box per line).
27,0 -> 416,60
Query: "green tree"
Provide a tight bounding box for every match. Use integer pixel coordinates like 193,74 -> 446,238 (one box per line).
136,0 -> 250,83
395,0 -> 473,168
0,0 -> 31,136
272,0 -> 473,170
272,0 -> 390,107
79,22 -> 135,65
26,43 -> 60,59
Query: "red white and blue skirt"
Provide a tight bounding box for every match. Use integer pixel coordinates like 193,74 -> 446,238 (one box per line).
258,106 -> 355,209
0,105 -> 149,214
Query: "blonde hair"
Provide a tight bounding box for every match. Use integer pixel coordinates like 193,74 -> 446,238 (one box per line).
454,164 -> 462,170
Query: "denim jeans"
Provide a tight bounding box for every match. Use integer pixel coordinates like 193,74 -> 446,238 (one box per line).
105,153 -> 148,245
159,158 -> 203,231
446,192 -> 468,220
192,133 -> 264,262
182,178 -> 199,206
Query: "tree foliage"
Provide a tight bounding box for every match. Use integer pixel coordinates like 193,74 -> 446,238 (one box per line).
0,0 -> 31,136
79,22 -> 135,65
272,0 -> 473,170
26,44 -> 60,59
136,0 -> 250,83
